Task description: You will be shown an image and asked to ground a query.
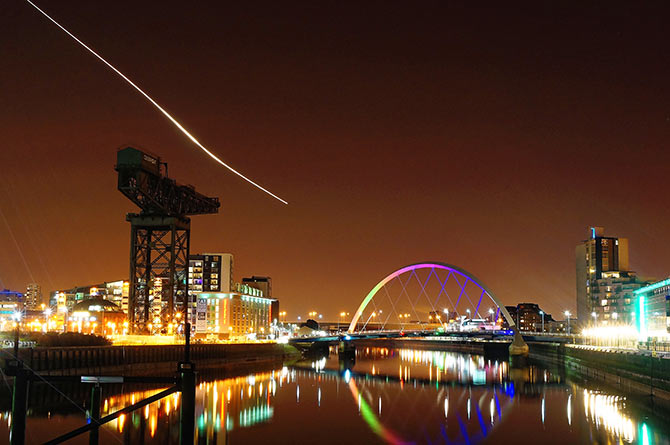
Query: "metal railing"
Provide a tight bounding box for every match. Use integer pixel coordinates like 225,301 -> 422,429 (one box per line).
3,323 -> 198,445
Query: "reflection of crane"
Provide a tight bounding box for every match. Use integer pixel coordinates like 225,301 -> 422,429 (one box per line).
116,147 -> 220,333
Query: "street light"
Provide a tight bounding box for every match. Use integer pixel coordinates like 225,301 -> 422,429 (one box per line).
338,311 -> 347,331
564,310 -> 571,335
591,311 -> 597,328
539,310 -> 545,333
362,311 -> 377,332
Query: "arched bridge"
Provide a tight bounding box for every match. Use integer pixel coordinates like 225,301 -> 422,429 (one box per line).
347,262 -> 515,334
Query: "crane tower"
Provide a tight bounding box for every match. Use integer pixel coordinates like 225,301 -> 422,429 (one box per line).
115,147 -> 220,333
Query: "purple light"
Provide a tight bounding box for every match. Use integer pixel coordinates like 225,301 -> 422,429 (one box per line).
347,262 -> 515,333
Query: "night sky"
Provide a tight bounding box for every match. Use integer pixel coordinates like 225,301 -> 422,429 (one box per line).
2,1 -> 670,319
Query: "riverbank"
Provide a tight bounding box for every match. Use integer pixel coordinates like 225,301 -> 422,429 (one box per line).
529,341 -> 670,406
0,343 -> 301,377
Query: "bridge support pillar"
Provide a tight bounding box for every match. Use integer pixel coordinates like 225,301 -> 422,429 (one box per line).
338,340 -> 356,372
509,328 -> 529,367
339,340 -> 356,356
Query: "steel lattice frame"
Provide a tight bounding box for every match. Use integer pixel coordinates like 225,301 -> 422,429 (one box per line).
348,262 -> 516,333
128,214 -> 190,333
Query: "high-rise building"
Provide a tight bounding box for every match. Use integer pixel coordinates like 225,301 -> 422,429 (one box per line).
188,253 -> 233,293
25,283 -> 42,309
588,272 -> 647,326
188,253 -> 234,327
576,227 -> 630,322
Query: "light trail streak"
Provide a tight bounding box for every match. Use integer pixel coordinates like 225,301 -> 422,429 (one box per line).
25,0 -> 288,205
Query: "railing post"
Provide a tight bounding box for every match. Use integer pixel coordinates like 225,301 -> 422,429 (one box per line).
184,322 -> 191,363
179,320 -> 195,445
10,364 -> 28,445
178,362 -> 196,445
89,384 -> 102,445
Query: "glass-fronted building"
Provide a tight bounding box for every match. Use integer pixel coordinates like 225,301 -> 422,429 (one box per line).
633,278 -> 670,338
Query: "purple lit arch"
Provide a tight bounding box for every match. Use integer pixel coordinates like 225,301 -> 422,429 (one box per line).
347,262 -> 515,333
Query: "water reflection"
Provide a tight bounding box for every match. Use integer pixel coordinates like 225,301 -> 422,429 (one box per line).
582,389 -> 634,443
0,347 -> 668,444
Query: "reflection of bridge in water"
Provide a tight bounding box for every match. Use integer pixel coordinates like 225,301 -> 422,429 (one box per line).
1,346 -> 659,445
291,347 -> 570,445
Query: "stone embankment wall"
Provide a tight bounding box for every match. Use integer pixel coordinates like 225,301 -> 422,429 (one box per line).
0,343 -> 300,377
529,342 -> 670,403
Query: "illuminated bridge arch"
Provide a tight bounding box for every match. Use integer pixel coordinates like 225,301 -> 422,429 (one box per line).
348,262 -> 515,333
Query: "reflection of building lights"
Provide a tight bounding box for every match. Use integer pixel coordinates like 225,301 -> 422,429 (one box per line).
567,394 -> 572,426
239,405 -> 274,428
150,416 -> 157,437
583,389 -> 635,442
118,414 -> 125,433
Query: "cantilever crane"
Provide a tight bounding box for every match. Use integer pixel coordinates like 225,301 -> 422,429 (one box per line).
115,147 -> 220,333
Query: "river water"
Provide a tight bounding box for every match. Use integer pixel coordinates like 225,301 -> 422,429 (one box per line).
1,345 -> 668,444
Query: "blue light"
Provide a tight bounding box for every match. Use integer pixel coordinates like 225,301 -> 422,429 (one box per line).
344,335 -> 351,341
639,296 -> 647,337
